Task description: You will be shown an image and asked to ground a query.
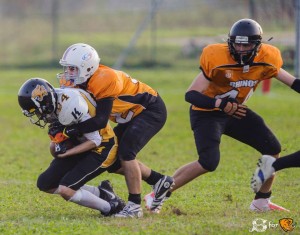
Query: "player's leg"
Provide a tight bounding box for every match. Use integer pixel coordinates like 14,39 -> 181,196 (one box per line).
251,150 -> 300,193
59,139 -> 125,216
36,156 -> 80,193
273,150 -> 300,170
114,95 -> 169,218
145,109 -> 226,213
225,109 -> 288,212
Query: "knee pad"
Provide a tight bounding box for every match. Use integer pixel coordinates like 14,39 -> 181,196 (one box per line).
117,147 -> 136,161
119,155 -> 136,161
197,146 -> 220,172
36,174 -> 48,192
262,139 -> 281,156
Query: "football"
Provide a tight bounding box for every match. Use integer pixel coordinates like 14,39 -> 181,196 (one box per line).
49,139 -> 74,158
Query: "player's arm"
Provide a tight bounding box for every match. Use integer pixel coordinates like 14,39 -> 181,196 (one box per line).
52,127 -> 101,158
63,97 -> 113,137
276,68 -> 300,93
78,97 -> 113,132
185,72 -> 246,118
56,140 -> 96,158
185,72 -> 216,108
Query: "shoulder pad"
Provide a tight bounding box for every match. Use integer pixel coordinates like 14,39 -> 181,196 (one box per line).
57,89 -> 88,125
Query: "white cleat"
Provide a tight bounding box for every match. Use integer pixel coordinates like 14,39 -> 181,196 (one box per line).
250,198 -> 289,212
114,201 -> 143,218
251,155 -> 276,193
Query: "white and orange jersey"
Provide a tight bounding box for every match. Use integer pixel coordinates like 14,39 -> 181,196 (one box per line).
86,65 -> 158,123
193,43 -> 283,111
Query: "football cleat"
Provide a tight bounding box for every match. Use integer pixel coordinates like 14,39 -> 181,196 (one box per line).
144,191 -> 169,214
149,175 -> 174,213
153,176 -> 174,199
114,201 -> 143,218
249,198 -> 290,212
98,180 -> 126,216
101,197 -> 126,217
251,155 -> 276,193
144,192 -> 155,211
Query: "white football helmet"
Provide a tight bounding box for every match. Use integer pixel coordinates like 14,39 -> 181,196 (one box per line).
58,43 -> 100,87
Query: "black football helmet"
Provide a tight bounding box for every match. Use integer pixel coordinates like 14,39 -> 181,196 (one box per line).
18,78 -> 57,128
227,18 -> 263,65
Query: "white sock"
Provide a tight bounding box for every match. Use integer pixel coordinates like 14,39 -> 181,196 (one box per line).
81,185 -> 100,197
69,189 -> 110,213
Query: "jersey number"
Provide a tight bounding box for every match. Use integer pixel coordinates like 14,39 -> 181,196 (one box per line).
71,108 -> 82,120
111,110 -> 134,123
215,88 -> 253,104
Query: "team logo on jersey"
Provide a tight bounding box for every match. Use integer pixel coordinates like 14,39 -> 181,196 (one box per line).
31,85 -> 48,102
279,218 -> 295,232
225,70 -> 232,79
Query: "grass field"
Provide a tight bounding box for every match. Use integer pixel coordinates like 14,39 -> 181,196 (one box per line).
0,67 -> 300,235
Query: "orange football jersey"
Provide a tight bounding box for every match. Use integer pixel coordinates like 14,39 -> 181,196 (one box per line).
193,43 -> 283,111
87,65 -> 158,123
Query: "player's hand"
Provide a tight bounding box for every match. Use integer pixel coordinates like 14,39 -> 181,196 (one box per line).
63,125 -> 81,138
219,98 -> 247,119
48,121 -> 69,143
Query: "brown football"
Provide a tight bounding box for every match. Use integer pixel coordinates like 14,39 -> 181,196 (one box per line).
49,140 -> 74,158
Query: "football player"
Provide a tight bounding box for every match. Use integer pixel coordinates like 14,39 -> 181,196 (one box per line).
56,43 -> 174,217
251,151 -> 300,193
145,18 -> 300,213
18,78 -> 126,216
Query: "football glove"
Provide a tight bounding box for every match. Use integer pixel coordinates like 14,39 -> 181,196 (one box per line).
48,121 -> 69,143
219,98 -> 247,119
63,125 -> 81,138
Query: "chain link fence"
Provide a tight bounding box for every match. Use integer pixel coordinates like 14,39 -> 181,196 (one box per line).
0,0 -> 296,69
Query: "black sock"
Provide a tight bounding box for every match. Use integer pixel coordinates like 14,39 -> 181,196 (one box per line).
255,191 -> 271,199
144,170 -> 163,186
273,150 -> 300,171
128,193 -> 141,205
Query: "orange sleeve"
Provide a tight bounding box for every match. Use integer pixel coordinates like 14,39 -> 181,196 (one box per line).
88,67 -> 123,100
199,46 -> 211,79
200,44 -> 231,80
259,44 -> 283,74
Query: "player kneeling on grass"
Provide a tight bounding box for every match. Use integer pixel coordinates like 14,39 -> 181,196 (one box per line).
18,78 -> 125,216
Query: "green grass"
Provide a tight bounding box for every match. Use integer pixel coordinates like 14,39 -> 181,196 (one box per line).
0,68 -> 300,235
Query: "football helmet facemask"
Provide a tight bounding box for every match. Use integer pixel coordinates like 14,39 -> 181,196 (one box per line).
227,18 -> 263,65
18,78 -> 57,128
57,43 -> 100,87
